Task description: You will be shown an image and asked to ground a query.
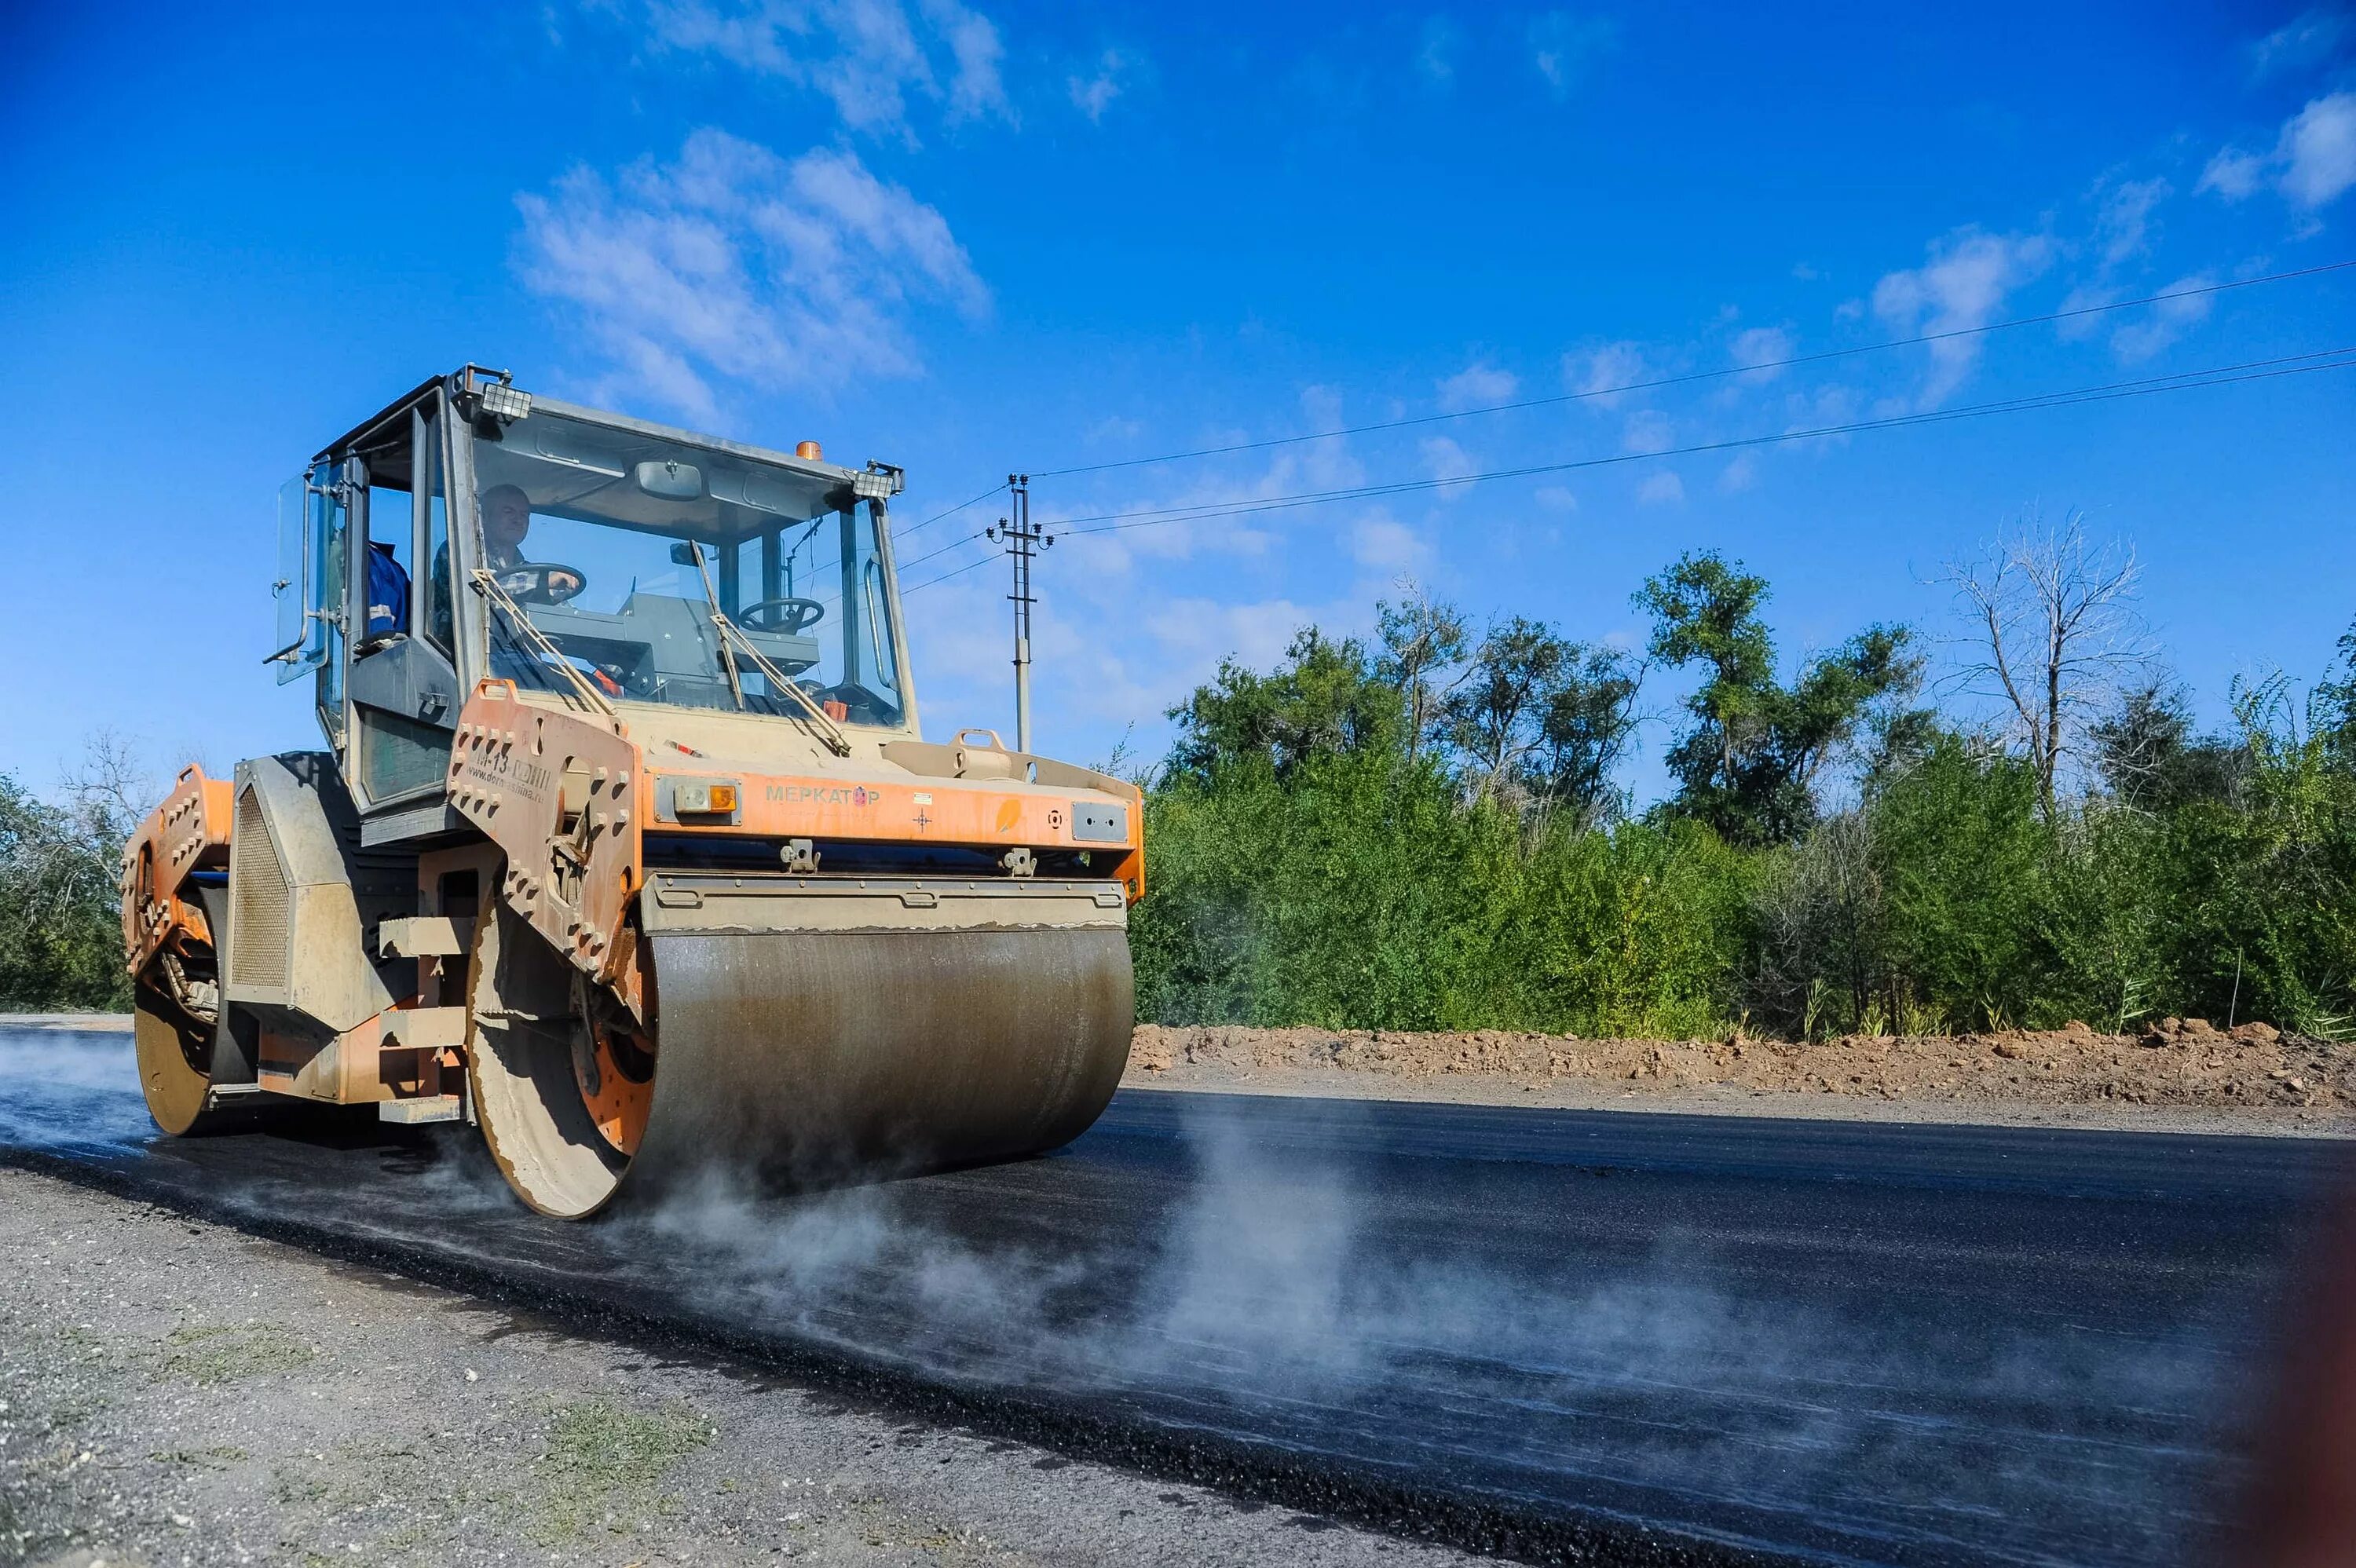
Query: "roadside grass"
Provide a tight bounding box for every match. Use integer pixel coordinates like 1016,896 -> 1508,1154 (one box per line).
157,1322 -> 316,1387
530,1396 -> 714,1541
148,1443 -> 248,1469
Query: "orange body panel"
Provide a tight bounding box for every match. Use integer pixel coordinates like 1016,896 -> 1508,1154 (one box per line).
662,773 -> 1143,894
119,765 -> 234,979
446,680 -> 1146,1026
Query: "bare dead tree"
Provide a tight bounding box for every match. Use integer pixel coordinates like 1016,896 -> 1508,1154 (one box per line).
1944,510 -> 2151,821
58,729 -> 156,846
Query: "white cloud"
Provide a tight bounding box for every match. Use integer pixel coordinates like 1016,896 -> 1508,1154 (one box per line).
1297,385 -> 1365,489
1637,470 -> 1685,506
2197,92 -> 2356,213
2092,176 -> 2169,265
1871,228 -> 2053,406
515,129 -> 987,419
641,0 -> 1011,140
1146,598 -> 1321,680
2109,274 -> 2215,362
1565,340 -> 1648,406
1436,360 -> 1518,411
2199,146 -> 2267,201
2282,92 -> 2356,207
1729,325 -> 1794,381
1527,10 -> 1616,98
1417,15 -> 1462,84
1621,409 -> 1672,455
928,0 -> 1010,120
1420,435 -> 1477,485
2249,9 -> 2353,78
1534,484 -> 1579,512
1349,512 -> 1429,574
1068,47 -> 1131,122
1718,453 -> 1758,493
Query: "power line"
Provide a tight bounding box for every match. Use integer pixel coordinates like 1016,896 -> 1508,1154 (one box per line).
892,477 -> 1009,545
892,349 -> 2350,581
1028,259 -> 2356,481
893,524 -> 996,578
1049,347 -> 2356,535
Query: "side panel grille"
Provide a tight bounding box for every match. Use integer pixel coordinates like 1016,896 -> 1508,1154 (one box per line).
229,784 -> 290,993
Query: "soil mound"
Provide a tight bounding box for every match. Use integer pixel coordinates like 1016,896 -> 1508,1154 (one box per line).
1130,1017 -> 2348,1113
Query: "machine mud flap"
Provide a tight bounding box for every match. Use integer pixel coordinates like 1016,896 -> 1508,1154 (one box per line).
624,873 -> 1134,1204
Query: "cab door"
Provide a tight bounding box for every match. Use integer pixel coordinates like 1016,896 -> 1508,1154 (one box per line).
345,400 -> 463,825
271,459 -> 350,750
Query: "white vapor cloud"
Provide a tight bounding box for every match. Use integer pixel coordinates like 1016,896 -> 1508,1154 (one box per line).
1349,512 -> 1430,574
1729,326 -> 1794,381
2249,8 -> 2353,78
2109,275 -> 2215,363
1566,341 -> 1648,406
2199,147 -> 2268,201
1870,228 -> 2053,406
2199,92 -> 2356,214
516,129 -> 987,420
2092,176 -> 2170,265
1069,48 -> 1132,122
2282,92 -> 2356,207
1527,9 -> 1617,98
1637,470 -> 1685,506
639,0 -> 1010,141
1437,360 -> 1518,411
1621,409 -> 1672,455
1420,436 -> 1478,486
1417,15 -> 1462,85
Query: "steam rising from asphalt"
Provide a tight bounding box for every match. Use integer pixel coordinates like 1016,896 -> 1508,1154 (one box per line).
0,1022 -> 2251,1563
0,1022 -> 155,1156
616,1095 -> 2235,1566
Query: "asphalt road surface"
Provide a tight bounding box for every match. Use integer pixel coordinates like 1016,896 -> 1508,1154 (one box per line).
2,1023 -> 2342,1566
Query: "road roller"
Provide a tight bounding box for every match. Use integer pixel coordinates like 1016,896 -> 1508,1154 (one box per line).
119,365 -> 1142,1216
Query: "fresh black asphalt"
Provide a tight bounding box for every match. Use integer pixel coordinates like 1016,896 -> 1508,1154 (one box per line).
2,1025 -> 2341,1566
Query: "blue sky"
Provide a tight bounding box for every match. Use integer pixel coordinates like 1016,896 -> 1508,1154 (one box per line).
2,1 -> 2352,801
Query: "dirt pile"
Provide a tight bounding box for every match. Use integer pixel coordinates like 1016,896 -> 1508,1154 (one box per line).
1130,1016 -> 2351,1113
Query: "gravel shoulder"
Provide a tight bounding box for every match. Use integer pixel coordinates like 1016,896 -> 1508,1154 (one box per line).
0,1166 -> 1465,1568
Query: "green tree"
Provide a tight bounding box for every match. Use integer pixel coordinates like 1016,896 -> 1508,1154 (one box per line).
1374,589 -> 1470,760
1637,550 -> 1918,845
0,771 -> 130,1010
2090,678 -> 2244,811
1164,627 -> 1403,783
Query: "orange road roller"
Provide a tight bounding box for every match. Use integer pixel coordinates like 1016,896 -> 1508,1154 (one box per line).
120,366 -> 1141,1216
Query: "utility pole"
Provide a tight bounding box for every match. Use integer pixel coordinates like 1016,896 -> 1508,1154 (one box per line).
986,474 -> 1051,752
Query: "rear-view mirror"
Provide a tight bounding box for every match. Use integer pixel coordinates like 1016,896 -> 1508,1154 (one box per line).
635,459 -> 704,500
668,541 -> 704,567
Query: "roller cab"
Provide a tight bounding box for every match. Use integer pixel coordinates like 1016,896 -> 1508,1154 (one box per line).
120,366 -> 1142,1216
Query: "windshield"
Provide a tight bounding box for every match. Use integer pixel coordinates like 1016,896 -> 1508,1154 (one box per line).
466,409 -> 907,728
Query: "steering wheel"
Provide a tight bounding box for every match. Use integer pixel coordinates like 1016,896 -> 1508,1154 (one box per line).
738,597 -> 825,634
813,680 -> 894,722
495,563 -> 587,606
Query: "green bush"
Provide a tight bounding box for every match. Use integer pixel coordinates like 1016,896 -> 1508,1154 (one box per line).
1133,605 -> 2356,1042
0,773 -> 130,1011
1132,746 -> 1755,1038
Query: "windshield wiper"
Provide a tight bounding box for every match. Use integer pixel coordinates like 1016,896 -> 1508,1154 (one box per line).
470,568 -> 616,718
682,543 -> 853,757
